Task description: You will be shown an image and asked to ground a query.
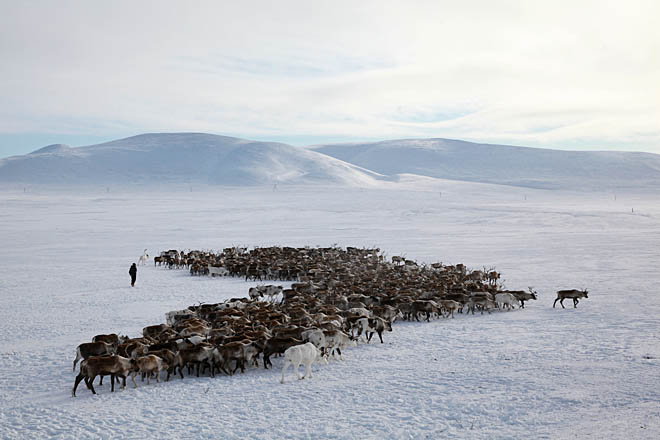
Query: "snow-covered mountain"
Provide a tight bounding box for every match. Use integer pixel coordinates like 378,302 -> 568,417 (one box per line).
3,133 -> 659,190
310,138 -> 660,190
0,133 -> 383,186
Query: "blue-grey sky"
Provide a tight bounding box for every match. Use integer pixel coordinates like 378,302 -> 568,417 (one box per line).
1,0 -> 659,159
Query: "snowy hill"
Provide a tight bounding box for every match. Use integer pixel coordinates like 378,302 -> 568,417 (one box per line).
0,133 -> 383,186
4,134 -> 659,190
29,143 -> 72,155
310,138 -> 660,190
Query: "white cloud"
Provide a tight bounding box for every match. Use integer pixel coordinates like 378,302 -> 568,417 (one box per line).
0,0 -> 658,153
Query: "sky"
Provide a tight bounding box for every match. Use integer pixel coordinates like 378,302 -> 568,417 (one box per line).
1,0 -> 659,158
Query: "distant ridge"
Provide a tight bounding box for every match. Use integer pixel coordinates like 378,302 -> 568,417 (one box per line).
0,133 -> 383,186
29,144 -> 71,155
309,138 -> 660,190
1,133 -> 659,190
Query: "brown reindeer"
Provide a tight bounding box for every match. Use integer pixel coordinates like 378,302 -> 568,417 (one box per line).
179,345 -> 220,377
91,333 -> 127,347
73,341 -> 116,371
147,349 -> 184,380
553,289 -> 589,308
505,287 -> 538,308
262,337 -> 303,369
72,355 -> 135,396
132,355 -> 169,386
142,324 -> 170,340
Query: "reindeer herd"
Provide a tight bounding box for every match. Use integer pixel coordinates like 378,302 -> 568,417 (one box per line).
72,245 -> 589,396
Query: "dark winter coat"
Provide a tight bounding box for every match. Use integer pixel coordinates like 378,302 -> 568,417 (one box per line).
129,264 -> 137,280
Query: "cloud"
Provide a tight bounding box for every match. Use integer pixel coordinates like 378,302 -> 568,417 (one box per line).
0,0 -> 658,154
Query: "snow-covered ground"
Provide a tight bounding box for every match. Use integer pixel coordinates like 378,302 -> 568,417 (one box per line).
1,181 -> 659,439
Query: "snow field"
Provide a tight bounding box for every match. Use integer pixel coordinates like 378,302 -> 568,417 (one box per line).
0,182 -> 659,439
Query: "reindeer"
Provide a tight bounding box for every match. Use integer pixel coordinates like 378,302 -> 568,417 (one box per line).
487,270 -> 500,285
132,355 -> 169,386
494,292 -> 519,310
553,289 -> 589,308
72,355 -> 135,396
138,249 -> 149,266
505,287 -> 538,308
73,341 -> 116,371
355,317 -> 392,343
280,342 -> 323,384
262,337 -> 304,369
92,333 -> 128,347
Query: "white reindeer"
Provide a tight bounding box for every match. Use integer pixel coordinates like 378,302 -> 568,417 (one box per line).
280,342 -> 322,383
138,249 -> 149,266
494,292 -> 519,311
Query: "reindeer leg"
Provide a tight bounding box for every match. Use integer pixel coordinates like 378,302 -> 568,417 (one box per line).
132,371 -> 138,388
553,298 -> 559,308
219,362 -> 230,376
72,373 -> 85,397
280,361 -> 289,384
88,375 -> 97,394
378,331 -> 384,343
560,298 -> 566,308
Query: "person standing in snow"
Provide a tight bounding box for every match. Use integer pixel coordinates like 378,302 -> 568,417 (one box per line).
129,263 -> 137,287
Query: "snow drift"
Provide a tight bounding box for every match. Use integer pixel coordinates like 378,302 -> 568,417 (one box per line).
310,138 -> 660,190
0,133 -> 383,186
